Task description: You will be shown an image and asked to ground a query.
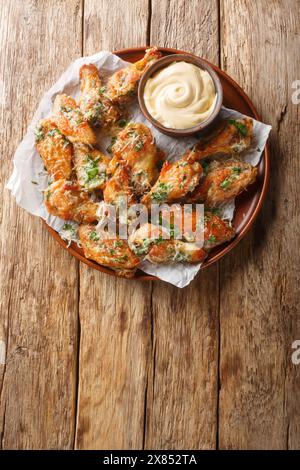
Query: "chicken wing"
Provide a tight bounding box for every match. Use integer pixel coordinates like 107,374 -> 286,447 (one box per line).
44,179 -> 98,223
203,211 -> 235,250
78,224 -> 140,278
107,47 -> 162,105
35,118 -> 72,180
141,149 -> 203,206
129,209 -> 235,260
193,118 -> 253,160
103,165 -> 136,207
128,223 -> 206,263
73,143 -> 109,191
79,64 -> 121,128
52,94 -> 97,145
187,159 -> 258,206
108,122 -> 162,194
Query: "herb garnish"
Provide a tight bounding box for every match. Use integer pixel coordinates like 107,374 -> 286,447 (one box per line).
228,119 -> 248,136
89,231 -> 100,241
34,126 -> 45,142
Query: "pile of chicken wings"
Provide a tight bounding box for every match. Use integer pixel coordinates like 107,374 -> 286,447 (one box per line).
35,48 -> 257,278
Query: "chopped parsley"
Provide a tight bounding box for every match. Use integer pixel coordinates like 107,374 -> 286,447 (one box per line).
98,86 -> 106,94
34,126 -> 45,142
84,155 -> 101,185
47,128 -> 61,137
208,235 -> 217,243
135,140 -> 144,151
89,231 -> 100,241
228,119 -> 248,136
151,182 -> 172,203
220,178 -> 231,190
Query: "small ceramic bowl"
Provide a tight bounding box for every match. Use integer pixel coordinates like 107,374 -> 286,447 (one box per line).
138,53 -> 223,137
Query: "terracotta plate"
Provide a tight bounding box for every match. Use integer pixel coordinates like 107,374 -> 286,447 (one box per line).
44,47 -> 270,281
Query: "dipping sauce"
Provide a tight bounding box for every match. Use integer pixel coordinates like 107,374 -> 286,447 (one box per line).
143,61 -> 217,129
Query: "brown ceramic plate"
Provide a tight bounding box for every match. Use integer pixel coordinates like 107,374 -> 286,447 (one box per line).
44,47 -> 270,281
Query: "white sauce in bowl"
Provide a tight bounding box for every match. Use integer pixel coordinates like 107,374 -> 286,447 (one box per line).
143,61 -> 217,129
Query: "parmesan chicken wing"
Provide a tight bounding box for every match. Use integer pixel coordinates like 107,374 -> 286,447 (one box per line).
129,209 -> 235,262
74,143 -> 109,191
203,211 -> 235,250
128,223 -> 206,264
79,64 -> 121,128
156,205 -> 235,248
193,118 -> 253,161
107,47 -> 162,105
78,224 -> 140,278
103,165 -> 136,207
35,118 -> 72,180
187,159 -> 258,206
44,179 -> 98,223
108,123 -> 162,194
52,94 -> 97,145
147,240 -> 207,264
141,149 -> 203,206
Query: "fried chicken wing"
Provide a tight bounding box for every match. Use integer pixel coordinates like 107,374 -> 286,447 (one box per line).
103,165 -> 136,207
203,211 -> 235,250
73,143 -> 109,191
78,224 -> 140,278
52,94 -> 97,145
187,159 -> 258,206
108,123 -> 162,194
141,149 -> 203,206
35,118 -> 72,180
193,118 -> 253,161
44,179 -> 98,223
107,47 -> 162,104
148,240 -> 207,264
129,208 -> 235,261
128,223 -> 206,263
79,64 -> 121,128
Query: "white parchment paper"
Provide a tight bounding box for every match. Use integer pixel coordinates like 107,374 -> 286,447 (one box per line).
6,51 -> 271,288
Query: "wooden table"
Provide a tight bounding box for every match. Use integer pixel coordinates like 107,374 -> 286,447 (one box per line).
0,0 -> 299,450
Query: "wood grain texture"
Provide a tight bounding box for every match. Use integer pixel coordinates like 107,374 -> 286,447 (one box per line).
0,0 -> 82,449
75,0 -> 152,450
0,0 -> 298,451
144,0 -> 220,450
219,0 -> 300,449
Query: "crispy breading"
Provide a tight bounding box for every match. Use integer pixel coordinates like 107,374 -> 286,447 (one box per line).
73,143 -> 110,191
79,64 -> 121,128
44,179 -> 98,223
52,94 -> 97,145
107,47 -> 162,105
35,118 -> 72,180
78,224 -> 140,278
187,159 -> 258,206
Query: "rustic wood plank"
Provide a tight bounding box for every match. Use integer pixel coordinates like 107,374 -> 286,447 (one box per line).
144,0 -> 220,450
75,0 -> 152,450
219,0 -> 300,449
0,0 -> 82,449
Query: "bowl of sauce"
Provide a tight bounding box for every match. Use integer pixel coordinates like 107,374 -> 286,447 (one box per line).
138,54 -> 223,136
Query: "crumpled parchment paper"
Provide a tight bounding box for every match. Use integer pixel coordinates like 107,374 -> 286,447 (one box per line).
6,51 -> 272,288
